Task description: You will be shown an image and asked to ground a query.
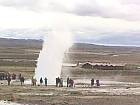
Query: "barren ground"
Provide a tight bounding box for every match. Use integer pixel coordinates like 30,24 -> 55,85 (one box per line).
1,82 -> 140,105
0,38 -> 140,105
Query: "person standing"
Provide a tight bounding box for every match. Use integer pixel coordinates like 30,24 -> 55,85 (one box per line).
7,75 -> 11,86
96,80 -> 100,87
12,73 -> 16,80
67,77 -> 70,87
31,77 -> 37,86
91,78 -> 94,87
33,78 -> 37,86
56,77 -> 60,87
40,77 -> 43,85
56,77 -> 58,87
60,78 -> 63,87
31,77 -> 34,86
57,77 -> 60,87
44,77 -> 48,86
71,79 -> 74,87
18,73 -> 21,80
20,76 -> 25,86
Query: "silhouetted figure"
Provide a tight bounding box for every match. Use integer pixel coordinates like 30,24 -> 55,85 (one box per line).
0,73 -> 5,80
31,77 -> 34,86
1,73 -> 5,80
7,76 -> 11,86
0,73 -> 3,80
6,73 -> 11,80
56,77 -> 60,87
67,77 -> 70,87
72,79 -> 74,87
69,79 -> 74,87
56,78 -> 58,87
40,77 -> 43,85
0,73 -> 2,80
32,77 -> 37,86
34,79 -> 37,86
58,77 -> 61,87
18,73 -> 21,80
20,76 -> 25,86
12,73 -> 16,80
96,80 -> 100,87
44,77 -> 48,86
91,78 -> 94,87
60,78 -> 63,87
3,73 -> 6,80
5,74 -> 8,80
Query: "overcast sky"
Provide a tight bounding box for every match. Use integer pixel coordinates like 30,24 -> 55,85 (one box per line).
0,0 -> 140,46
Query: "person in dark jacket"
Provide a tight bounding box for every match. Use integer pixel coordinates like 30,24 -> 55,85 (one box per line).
7,75 -> 11,86
60,78 -> 63,87
20,76 -> 25,86
91,78 -> 94,87
56,77 -> 60,87
56,77 -> 58,87
44,77 -> 48,86
18,73 -> 21,80
69,79 -> 74,87
40,77 -> 43,85
12,73 -> 16,80
96,80 -> 100,87
67,77 -> 70,87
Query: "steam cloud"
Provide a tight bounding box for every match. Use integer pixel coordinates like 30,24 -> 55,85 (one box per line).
35,26 -> 73,84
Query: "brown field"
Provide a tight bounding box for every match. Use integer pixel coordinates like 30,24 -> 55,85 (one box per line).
0,38 -> 42,79
1,85 -> 140,105
0,38 -> 140,105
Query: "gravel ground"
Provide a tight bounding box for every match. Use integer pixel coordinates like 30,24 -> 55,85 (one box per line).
0,80 -> 140,105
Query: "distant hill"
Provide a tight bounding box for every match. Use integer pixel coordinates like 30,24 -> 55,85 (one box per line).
0,38 -> 43,49
0,38 -> 140,53
0,38 -> 139,65
69,43 -> 140,54
65,43 -> 140,64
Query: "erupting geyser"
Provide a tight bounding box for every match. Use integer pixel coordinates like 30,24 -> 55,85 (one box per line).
35,27 -> 73,85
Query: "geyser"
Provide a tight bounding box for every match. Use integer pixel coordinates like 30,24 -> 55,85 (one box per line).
35,28 -> 73,85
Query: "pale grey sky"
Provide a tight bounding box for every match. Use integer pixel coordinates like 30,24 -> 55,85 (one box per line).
0,0 -> 140,45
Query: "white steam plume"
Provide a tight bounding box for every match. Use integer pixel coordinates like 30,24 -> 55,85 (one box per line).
35,24 -> 73,84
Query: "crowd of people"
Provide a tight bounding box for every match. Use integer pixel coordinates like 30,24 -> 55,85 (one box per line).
0,73 -> 25,86
56,77 -> 63,87
0,73 -> 16,80
55,77 -> 75,87
91,78 -> 100,87
0,73 -> 100,87
67,77 -> 74,87
31,77 -> 75,87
